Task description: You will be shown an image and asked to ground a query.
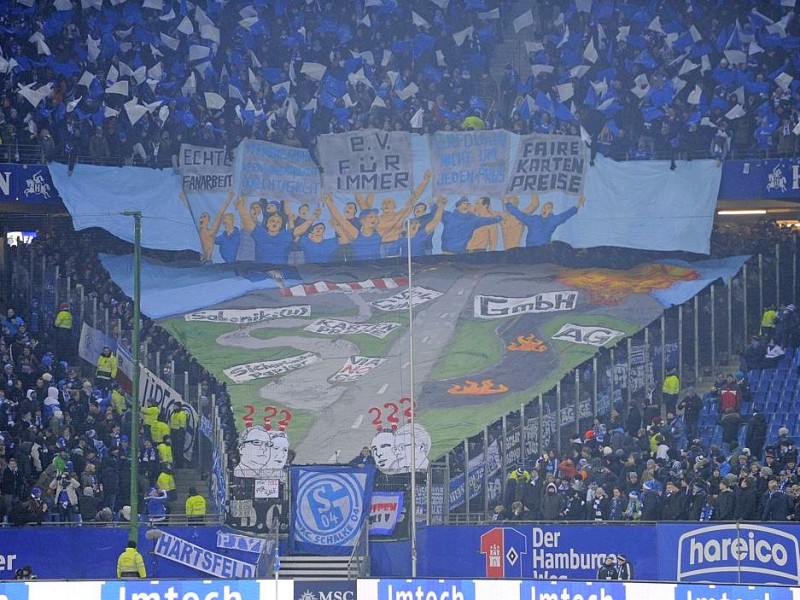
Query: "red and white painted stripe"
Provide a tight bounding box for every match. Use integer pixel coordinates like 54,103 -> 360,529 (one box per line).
279,277 -> 409,297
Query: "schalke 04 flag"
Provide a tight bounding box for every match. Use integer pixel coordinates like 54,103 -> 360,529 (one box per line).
290,465 -> 375,555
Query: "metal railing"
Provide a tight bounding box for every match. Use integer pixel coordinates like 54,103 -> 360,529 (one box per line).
346,516 -> 371,579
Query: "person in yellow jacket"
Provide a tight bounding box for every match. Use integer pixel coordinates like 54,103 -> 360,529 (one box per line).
110,384 -> 127,415
156,463 -> 177,503
95,346 -> 118,392
142,400 -> 160,441
157,436 -> 174,466
54,302 -> 74,363
661,367 -> 680,415
169,403 -> 188,468
185,486 -> 207,524
117,541 -> 146,578
761,306 -> 777,338
150,419 -> 170,448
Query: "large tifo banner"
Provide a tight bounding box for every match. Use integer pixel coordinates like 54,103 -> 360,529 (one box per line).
290,465 -> 375,555
51,129 -> 723,262
371,522 -> 800,586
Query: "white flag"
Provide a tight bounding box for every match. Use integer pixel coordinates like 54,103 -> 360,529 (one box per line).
723,50 -> 747,66
513,10 -> 534,33
177,16 -> 194,35
189,45 -> 210,62
200,24 -> 220,43
452,26 -> 474,47
159,33 -> 179,51
679,59 -> 699,75
775,72 -> 794,91
78,71 -> 95,88
725,104 -> 746,120
411,11 -> 430,28
583,38 -> 598,63
556,82 -> 574,102
648,16 -> 664,34
105,80 -> 129,96
300,62 -> 326,81
124,99 -> 148,125
410,107 -> 425,128
204,92 -> 225,110
687,85 -> 702,105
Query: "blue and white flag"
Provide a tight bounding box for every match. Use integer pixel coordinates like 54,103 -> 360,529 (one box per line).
290,465 -> 375,555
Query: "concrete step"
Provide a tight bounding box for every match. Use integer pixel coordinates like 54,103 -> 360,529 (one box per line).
276,556 -> 356,581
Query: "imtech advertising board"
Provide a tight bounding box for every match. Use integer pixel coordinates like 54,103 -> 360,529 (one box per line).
2,580 -> 798,600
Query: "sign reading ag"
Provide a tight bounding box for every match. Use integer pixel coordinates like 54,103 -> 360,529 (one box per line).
551,324 -> 624,347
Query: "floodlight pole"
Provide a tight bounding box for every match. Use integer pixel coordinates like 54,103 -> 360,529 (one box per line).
123,210 -> 142,542
406,222 -> 417,578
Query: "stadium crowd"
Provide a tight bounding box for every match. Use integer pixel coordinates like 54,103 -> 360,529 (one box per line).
0,230 -> 236,525
0,0 -> 798,171
494,301 -> 800,523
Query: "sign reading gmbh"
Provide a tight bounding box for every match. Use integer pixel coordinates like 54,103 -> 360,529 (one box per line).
473,291 -> 578,319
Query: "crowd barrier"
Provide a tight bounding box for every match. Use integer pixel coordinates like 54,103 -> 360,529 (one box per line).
2,522 -> 800,586
0,578 -> 797,600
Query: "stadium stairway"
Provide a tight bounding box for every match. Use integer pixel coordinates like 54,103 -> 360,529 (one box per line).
172,466 -> 208,517
275,556 -> 353,581
490,3 -> 539,85
698,347 -> 800,450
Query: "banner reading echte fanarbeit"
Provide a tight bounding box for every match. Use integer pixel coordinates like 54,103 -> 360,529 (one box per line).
178,144 -> 233,192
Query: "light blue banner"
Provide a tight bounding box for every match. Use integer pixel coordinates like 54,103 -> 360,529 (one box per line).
99,254 -> 303,319
53,133 -> 722,262
561,154 -> 721,254
50,162 -> 198,253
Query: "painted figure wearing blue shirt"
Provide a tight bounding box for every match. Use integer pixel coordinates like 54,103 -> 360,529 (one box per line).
440,197 -> 503,254
236,196 -> 304,264
504,195 -> 585,247
214,213 -> 241,262
399,196 -> 447,257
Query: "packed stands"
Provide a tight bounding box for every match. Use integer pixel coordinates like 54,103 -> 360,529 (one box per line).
4,0 -> 800,537
0,0 -> 798,173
